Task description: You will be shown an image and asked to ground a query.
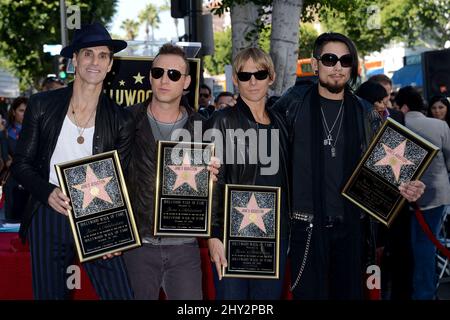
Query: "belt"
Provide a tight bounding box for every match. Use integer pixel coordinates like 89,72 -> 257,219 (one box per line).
291,211 -> 313,223
291,212 -> 344,227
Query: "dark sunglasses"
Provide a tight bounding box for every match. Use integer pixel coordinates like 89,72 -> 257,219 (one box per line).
237,70 -> 269,82
316,53 -> 353,68
200,93 -> 210,98
151,67 -> 187,82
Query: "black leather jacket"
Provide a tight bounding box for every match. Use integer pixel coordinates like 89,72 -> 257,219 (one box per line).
11,84 -> 134,240
206,97 -> 290,239
126,100 -> 205,239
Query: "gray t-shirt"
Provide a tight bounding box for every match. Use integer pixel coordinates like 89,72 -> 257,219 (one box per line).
148,108 -> 188,141
143,109 -> 196,245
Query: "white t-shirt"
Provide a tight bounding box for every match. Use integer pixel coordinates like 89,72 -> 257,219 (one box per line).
49,115 -> 94,186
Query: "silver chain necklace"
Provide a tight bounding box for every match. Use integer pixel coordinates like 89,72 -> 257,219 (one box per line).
320,100 -> 345,158
148,106 -> 181,141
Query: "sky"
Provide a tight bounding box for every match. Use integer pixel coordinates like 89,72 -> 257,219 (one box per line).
109,0 -> 185,42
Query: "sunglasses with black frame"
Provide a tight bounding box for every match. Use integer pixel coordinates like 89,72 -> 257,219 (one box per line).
150,67 -> 188,82
315,53 -> 353,68
236,70 -> 270,82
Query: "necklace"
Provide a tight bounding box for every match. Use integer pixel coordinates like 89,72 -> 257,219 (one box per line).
320,100 -> 344,158
148,106 -> 182,141
71,103 -> 96,144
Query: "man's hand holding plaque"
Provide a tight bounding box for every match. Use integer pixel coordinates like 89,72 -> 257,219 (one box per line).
55,150 -> 141,262
342,118 -> 436,226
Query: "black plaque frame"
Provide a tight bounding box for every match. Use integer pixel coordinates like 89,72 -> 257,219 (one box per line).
55,150 -> 141,262
342,118 -> 439,227
223,184 -> 281,279
154,141 -> 214,237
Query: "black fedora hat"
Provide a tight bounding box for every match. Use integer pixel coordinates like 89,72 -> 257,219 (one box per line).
60,22 -> 127,58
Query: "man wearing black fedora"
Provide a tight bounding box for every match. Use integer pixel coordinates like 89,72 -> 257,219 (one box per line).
11,22 -> 135,299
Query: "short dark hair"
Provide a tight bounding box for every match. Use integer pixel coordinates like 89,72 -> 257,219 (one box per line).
154,43 -> 190,74
215,91 -> 233,103
313,32 -> 359,87
355,81 -> 388,104
200,84 -> 211,95
395,86 -> 425,112
368,74 -> 392,87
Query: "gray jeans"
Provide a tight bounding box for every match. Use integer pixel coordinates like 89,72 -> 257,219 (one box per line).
124,242 -> 202,300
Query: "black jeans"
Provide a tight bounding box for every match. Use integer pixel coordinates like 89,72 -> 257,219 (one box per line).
289,218 -> 364,300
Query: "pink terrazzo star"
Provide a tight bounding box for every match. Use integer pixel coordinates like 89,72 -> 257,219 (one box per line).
374,140 -> 414,182
235,193 -> 272,233
72,165 -> 113,209
168,152 -> 205,192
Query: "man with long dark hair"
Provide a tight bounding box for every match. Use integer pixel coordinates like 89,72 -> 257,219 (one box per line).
273,33 -> 425,299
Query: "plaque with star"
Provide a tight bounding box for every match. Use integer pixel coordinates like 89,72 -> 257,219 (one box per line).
154,141 -> 214,237
342,118 -> 439,226
55,151 -> 141,262
222,184 -> 281,279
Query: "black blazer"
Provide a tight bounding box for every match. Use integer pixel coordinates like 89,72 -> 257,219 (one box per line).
11,83 -> 134,240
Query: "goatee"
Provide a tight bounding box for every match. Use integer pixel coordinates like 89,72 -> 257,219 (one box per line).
319,79 -> 346,94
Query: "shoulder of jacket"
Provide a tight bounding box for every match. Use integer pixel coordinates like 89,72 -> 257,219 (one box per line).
354,95 -> 373,114
205,107 -> 237,130
189,111 -> 206,122
211,106 -> 236,121
29,86 -> 68,105
126,101 -> 147,117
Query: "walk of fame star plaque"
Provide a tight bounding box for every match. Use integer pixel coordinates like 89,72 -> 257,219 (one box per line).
342,118 -> 439,227
55,151 -> 141,262
222,184 -> 281,279
154,141 -> 214,237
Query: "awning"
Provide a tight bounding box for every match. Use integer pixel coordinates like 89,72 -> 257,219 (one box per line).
366,67 -> 384,77
391,64 -> 423,88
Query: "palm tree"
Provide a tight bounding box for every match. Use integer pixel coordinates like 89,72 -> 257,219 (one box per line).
120,19 -> 140,40
138,3 -> 160,43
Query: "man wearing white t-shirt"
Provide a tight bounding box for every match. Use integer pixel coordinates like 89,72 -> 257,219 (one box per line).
11,23 -> 135,300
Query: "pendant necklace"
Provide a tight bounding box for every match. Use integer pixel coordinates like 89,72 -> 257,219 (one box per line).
71,102 -> 96,144
320,99 -> 344,158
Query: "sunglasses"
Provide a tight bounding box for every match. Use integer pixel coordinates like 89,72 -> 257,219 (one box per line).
316,53 -> 353,68
200,93 -> 210,98
237,70 -> 269,82
151,67 -> 187,82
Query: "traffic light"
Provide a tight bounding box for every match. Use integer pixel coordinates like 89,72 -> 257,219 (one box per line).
58,56 -> 68,80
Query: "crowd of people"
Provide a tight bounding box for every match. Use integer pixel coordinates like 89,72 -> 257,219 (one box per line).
1,21 -> 449,301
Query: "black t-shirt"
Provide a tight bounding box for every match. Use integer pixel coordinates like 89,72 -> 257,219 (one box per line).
255,123 -> 282,187
320,96 -> 346,217
255,122 -> 288,238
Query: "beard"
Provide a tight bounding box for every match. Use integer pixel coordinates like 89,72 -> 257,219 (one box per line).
319,78 -> 346,94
